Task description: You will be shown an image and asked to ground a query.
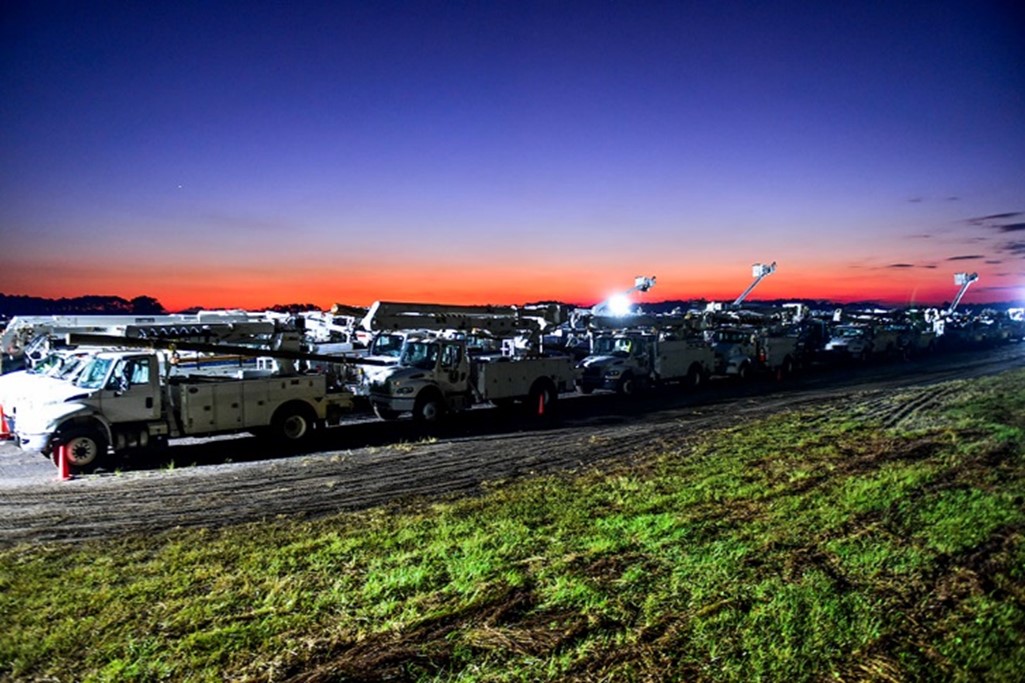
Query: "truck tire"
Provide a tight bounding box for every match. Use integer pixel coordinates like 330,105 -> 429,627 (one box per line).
686,363 -> 704,389
736,363 -> 751,382
271,402 -> 316,445
54,427 -> 108,474
373,404 -> 402,421
413,390 -> 445,423
616,373 -> 637,396
577,383 -> 594,395
528,380 -> 558,418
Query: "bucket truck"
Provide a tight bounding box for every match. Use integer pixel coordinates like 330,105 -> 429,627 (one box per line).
11,322 -> 355,473
823,319 -> 903,362
360,302 -> 577,422
706,324 -> 802,379
933,273 -> 984,347
576,316 -> 714,395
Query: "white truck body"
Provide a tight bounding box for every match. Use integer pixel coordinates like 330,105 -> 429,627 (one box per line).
577,332 -> 714,394
824,323 -> 903,361
14,349 -> 353,472
708,327 -> 800,379
368,336 -> 576,421
474,355 -> 577,400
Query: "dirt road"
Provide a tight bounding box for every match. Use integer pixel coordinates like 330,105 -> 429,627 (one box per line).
2,344 -> 1023,546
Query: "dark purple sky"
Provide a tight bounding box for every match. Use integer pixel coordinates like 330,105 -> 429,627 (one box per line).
2,1 -> 1023,309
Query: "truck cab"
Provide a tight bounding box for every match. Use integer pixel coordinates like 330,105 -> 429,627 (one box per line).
368,336 -> 471,421
709,327 -> 759,379
15,351 -> 165,463
824,324 -> 873,361
576,332 -> 653,395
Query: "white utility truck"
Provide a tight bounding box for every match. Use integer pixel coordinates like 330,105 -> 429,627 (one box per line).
12,330 -> 354,473
823,323 -> 902,362
360,302 -> 576,421
707,326 -> 801,380
576,330 -> 714,394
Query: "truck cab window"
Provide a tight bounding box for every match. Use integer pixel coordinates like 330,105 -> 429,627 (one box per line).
441,344 -> 462,369
129,359 -> 150,385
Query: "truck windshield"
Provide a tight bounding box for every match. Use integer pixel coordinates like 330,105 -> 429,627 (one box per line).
73,357 -> 113,390
371,334 -> 405,358
399,341 -> 439,370
593,337 -> 633,355
55,355 -> 89,380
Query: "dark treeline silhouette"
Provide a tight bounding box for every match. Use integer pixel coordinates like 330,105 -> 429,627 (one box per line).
0,294 -> 166,317
176,303 -> 321,314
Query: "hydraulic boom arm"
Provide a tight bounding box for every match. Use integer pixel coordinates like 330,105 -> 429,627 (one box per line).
948,272 -> 979,314
733,262 -> 776,307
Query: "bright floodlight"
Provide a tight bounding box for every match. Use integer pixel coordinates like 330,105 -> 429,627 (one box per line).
607,294 -> 632,316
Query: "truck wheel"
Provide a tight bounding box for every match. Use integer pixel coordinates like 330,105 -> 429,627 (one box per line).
577,384 -> 594,395
736,363 -> 750,382
616,374 -> 636,396
55,427 -> 108,474
413,391 -> 445,423
271,403 -> 315,445
686,363 -> 704,389
373,404 -> 402,421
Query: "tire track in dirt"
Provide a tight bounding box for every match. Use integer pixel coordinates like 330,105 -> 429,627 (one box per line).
1,344 -> 1022,546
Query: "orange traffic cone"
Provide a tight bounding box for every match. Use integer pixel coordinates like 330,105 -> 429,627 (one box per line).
0,405 -> 11,440
56,444 -> 72,481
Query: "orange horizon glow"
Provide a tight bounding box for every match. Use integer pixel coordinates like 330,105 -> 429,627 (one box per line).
2,265 -> 1016,313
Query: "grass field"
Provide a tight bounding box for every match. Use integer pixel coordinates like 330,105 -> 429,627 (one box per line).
2,370 -> 1024,682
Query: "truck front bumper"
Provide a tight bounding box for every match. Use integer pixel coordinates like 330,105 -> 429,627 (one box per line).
14,431 -> 51,454
576,377 -> 619,393
369,393 -> 416,414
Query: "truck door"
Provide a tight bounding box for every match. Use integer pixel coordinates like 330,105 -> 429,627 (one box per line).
437,342 -> 469,395
99,355 -> 161,423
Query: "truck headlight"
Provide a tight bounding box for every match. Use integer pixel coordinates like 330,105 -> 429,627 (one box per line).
393,385 -> 415,395
604,369 -> 622,378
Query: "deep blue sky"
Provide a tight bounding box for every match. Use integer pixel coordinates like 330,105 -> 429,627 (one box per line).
2,1 -> 1023,309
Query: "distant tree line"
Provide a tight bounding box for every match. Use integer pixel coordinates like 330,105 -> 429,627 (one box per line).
0,294 -> 166,317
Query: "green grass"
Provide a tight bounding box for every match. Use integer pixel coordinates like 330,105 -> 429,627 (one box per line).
2,369 -> 1024,681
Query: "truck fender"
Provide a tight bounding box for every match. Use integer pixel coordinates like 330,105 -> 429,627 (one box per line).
41,404 -> 112,455
412,386 -> 446,423
270,400 -> 319,443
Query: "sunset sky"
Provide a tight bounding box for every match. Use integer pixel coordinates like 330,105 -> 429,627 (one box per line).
2,1 -> 1024,312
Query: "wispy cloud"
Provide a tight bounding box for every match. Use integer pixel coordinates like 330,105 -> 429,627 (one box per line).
886,263 -> 915,268
997,240 -> 1025,257
985,260 -> 1003,265
967,211 -> 1022,225
947,255 -> 983,261
906,233 -> 932,239
997,223 -> 1025,233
